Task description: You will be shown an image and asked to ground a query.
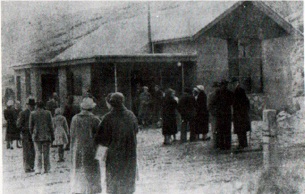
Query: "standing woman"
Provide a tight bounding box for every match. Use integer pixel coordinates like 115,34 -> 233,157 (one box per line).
70,97 -> 101,194
4,100 -> 20,149
162,89 -> 178,145
95,92 -> 138,194
232,81 -> 251,149
53,108 -> 69,162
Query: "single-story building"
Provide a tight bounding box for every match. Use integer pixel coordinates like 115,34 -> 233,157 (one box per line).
13,1 -> 304,117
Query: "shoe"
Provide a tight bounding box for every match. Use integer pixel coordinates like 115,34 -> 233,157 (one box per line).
57,159 -> 65,163
25,169 -> 34,173
203,137 -> 211,141
10,147 -> 14,150
35,172 -> 41,175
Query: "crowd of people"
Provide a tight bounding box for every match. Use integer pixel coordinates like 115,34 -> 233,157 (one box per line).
3,77 -> 251,194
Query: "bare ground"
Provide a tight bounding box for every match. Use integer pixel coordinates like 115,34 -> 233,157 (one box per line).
2,128 -> 305,194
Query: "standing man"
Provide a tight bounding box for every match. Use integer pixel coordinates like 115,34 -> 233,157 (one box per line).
209,80 -> 234,150
46,92 -> 59,117
232,79 -> 251,149
17,98 -> 36,173
138,86 -> 152,127
152,85 -> 164,127
193,85 -> 210,141
208,82 -> 220,148
178,88 -> 197,142
29,101 -> 55,174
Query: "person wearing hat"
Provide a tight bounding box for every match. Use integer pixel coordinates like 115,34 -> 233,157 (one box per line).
138,86 -> 152,127
17,98 -> 36,173
46,92 -> 59,117
70,97 -> 101,194
193,85 -> 210,141
162,88 -> 178,145
209,79 -> 234,150
95,92 -> 138,194
178,88 -> 197,142
231,79 -> 251,149
29,101 -> 54,174
4,100 -> 20,149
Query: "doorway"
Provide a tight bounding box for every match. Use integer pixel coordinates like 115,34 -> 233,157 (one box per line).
41,74 -> 58,103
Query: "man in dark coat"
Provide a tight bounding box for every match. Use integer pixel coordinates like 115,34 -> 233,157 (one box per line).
162,89 -> 178,145
193,85 -> 209,141
232,80 -> 251,149
95,92 -> 138,194
29,101 -> 55,174
138,86 -> 152,127
46,93 -> 59,117
178,88 -> 197,142
17,98 -> 36,173
4,100 -> 20,149
208,80 -> 233,150
208,82 -> 220,148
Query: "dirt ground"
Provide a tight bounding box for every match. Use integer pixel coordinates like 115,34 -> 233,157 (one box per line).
2,128 -> 305,194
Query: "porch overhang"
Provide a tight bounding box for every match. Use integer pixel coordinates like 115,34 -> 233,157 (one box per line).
12,53 -> 197,70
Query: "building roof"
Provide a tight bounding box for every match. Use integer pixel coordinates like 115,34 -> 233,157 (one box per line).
10,1 -> 303,66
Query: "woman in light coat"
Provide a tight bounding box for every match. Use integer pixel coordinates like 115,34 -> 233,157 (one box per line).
70,97 -> 102,194
53,108 -> 69,162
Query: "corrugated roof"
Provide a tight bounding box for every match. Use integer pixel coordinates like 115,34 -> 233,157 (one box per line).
7,1 -> 302,65
51,1 -> 239,62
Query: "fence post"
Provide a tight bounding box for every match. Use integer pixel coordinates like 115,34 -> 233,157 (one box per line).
262,109 -> 278,170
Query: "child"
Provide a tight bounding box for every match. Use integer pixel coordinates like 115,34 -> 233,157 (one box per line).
53,108 -> 69,162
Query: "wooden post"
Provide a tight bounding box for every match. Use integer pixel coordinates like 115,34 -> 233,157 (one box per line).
262,109 -> 278,170
114,63 -> 118,92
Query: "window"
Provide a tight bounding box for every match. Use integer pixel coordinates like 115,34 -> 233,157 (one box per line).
25,70 -> 31,96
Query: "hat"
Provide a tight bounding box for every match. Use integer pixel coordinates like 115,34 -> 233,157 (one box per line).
193,87 -> 200,93
212,82 -> 220,88
80,97 -> 96,110
196,85 -> 205,92
220,79 -> 229,86
7,100 -> 14,106
143,86 -> 148,90
26,98 -> 36,106
230,77 -> 239,83
184,88 -> 192,94
109,92 -> 125,108
55,108 -> 62,116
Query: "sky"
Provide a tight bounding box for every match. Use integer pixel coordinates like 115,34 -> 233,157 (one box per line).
1,1 -> 125,23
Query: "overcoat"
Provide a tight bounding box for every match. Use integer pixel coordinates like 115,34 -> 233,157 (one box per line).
162,96 -> 178,135
138,91 -> 152,120
29,109 -> 54,142
17,109 -> 35,171
4,107 -> 20,141
177,94 -> 196,121
208,88 -> 233,133
233,87 -> 251,134
70,111 -> 101,194
194,91 -> 209,135
52,115 -> 69,146
95,106 -> 138,194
